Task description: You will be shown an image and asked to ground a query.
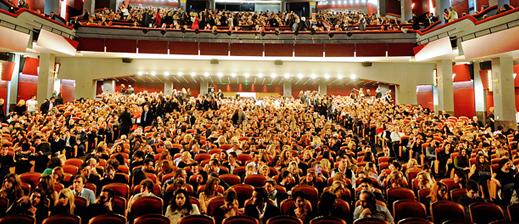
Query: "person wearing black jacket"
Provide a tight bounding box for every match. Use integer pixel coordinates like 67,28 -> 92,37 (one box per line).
40,97 -> 55,114
140,104 -> 154,127
0,98 -> 5,122
119,107 -> 132,135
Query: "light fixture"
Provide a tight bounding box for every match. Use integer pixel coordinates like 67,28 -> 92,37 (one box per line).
311,74 -> 317,79
150,71 -> 157,76
257,72 -> 264,78
191,72 -> 197,76
284,73 -> 291,79
297,73 -> 304,79
244,73 -> 250,78
324,74 -> 330,80
337,74 -> 343,80
177,71 -> 184,76
137,71 -> 144,76
163,71 -> 170,76
204,72 -> 210,77
231,72 -> 237,78
217,72 -> 223,78
350,74 -> 357,80
271,73 -> 277,79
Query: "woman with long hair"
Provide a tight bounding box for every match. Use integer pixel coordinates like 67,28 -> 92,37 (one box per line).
37,175 -> 58,208
198,177 -> 222,214
51,188 -> 75,215
469,153 -> 491,199
214,189 -> 240,224
165,189 -> 200,224
0,173 -> 24,207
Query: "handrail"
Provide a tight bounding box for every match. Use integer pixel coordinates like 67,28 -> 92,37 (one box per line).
0,7 -> 74,30
417,6 -> 519,36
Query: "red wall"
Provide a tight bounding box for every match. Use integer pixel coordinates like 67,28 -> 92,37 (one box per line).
60,79 -> 75,103
212,84 -> 283,95
292,84 -> 319,97
452,0 -> 469,15
17,74 -> 38,101
22,57 -> 39,76
416,85 -> 434,111
0,80 -> 8,114
386,0 -> 401,15
476,0 -> 489,10
453,64 -> 472,82
512,0 -> 519,7
1,62 -> 15,81
453,81 -> 475,117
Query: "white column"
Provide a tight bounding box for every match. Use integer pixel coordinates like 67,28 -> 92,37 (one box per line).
318,82 -> 327,96
491,56 -> 516,128
283,81 -> 292,98
436,60 -> 454,114
164,81 -> 173,96
102,80 -> 116,94
84,0 -> 96,15
435,0 -> 451,21
37,53 -> 55,104
473,62 -> 486,120
6,54 -> 21,112
200,80 -> 208,96
75,78 -> 95,99
401,0 -> 412,23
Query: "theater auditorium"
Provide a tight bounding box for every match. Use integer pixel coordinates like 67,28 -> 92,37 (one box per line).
0,0 -> 519,223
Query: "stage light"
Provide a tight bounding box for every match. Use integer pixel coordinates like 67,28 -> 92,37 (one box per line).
231,72 -> 237,78
311,73 -> 317,79
137,71 -> 144,76
297,73 -> 304,79
271,73 -> 277,79
244,73 -> 250,78
337,74 -> 343,79
217,72 -> 223,78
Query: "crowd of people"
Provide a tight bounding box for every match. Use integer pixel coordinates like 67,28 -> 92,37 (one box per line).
76,6 -> 405,32
0,86 -> 517,224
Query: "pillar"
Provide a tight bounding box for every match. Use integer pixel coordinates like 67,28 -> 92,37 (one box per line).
401,0 -> 412,23
37,53 -> 55,104
435,0 -> 451,22
497,0 -> 510,7
6,54 -> 21,112
473,62 -> 486,121
436,60 -> 454,114
102,80 -> 115,94
281,0 -> 286,12
318,82 -> 327,96
283,81 -> 292,98
489,0 -> 498,6
164,81 -> 173,96
44,0 -> 60,15
309,0 -> 317,14
83,0 -> 96,14
200,80 -> 208,96
180,0 -> 187,10
491,56 -> 516,129
75,78 -> 96,99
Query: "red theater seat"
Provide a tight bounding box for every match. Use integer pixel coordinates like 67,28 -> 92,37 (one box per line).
279,198 -> 312,215
386,188 -> 416,212
130,196 -> 163,219
102,183 -> 130,198
134,214 -> 169,224
469,202 -> 504,224
449,188 -> 467,202
353,217 -> 388,224
266,216 -> 303,224
397,217 -> 432,224
179,215 -> 215,224
0,215 -> 35,224
292,185 -> 319,207
309,216 -> 346,224
88,214 -> 126,224
392,199 -> 427,221
63,165 -> 79,175
222,216 -> 259,224
219,174 -> 241,186
42,215 -> 81,224
431,200 -> 465,224
0,197 -> 8,217
206,196 -> 225,217
244,174 -> 267,187
19,172 -> 41,189
230,184 -> 254,207
508,203 -> 519,222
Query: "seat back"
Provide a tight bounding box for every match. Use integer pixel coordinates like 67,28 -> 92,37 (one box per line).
352,217 -> 388,224
335,199 -> 351,222
431,200 -> 465,224
219,174 -> 241,186
88,214 -> 126,224
63,165 -> 79,175
393,199 -> 427,221
266,216 -> 303,224
179,215 -> 215,224
449,188 -> 467,202
244,174 -> 267,187
0,197 -> 8,217
469,202 -> 504,224
134,214 -> 170,224
230,184 -> 254,207
206,196 -> 225,217
19,172 -> 41,189
113,196 -> 127,216
65,158 -> 84,167
309,216 -> 346,224
222,216 -> 259,224
74,196 -> 88,217
102,183 -> 130,198
42,215 -> 81,224
0,215 -> 35,224
130,196 -> 163,219
387,187 -> 416,212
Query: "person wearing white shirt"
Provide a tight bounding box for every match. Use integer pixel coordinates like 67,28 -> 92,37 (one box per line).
26,96 -> 37,114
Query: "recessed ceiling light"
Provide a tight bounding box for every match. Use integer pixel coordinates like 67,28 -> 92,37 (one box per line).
244,73 -> 250,78
271,73 -> 277,78
324,74 -> 330,80
163,71 -> 170,76
150,71 -> 157,76
231,72 -> 237,78
311,74 -> 317,79
257,73 -> 264,78
217,72 -> 223,78
137,71 -> 144,76
337,74 -> 343,79
177,72 -> 184,76
350,74 -> 357,80
204,72 -> 210,77
297,73 -> 304,79
284,73 -> 290,79
190,72 -> 197,76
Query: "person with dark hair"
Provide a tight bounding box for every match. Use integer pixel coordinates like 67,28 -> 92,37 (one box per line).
458,181 -> 483,207
288,191 -> 315,223
86,188 -> 116,221
6,196 -> 34,216
71,175 -> 96,204
198,177 -> 222,214
31,188 -> 49,224
0,143 -> 15,181
494,158 -> 516,202
214,189 -> 239,224
128,179 -> 159,214
165,189 -> 200,223
0,173 -> 24,207
318,191 -> 338,217
353,190 -> 394,223
247,187 -> 280,223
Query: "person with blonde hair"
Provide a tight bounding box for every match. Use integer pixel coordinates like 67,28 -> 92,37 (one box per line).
15,99 -> 27,115
51,188 -> 75,215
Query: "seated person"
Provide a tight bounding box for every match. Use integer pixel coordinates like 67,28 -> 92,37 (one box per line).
353,190 -> 394,224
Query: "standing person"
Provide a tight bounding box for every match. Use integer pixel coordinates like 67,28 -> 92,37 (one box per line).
0,98 -> 5,122
40,97 -> 55,114
14,99 -> 27,115
448,7 -> 458,22
119,107 -> 132,135
26,96 -> 37,114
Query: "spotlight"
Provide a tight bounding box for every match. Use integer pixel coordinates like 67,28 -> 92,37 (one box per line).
328,32 -> 334,38
160,30 -> 166,35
